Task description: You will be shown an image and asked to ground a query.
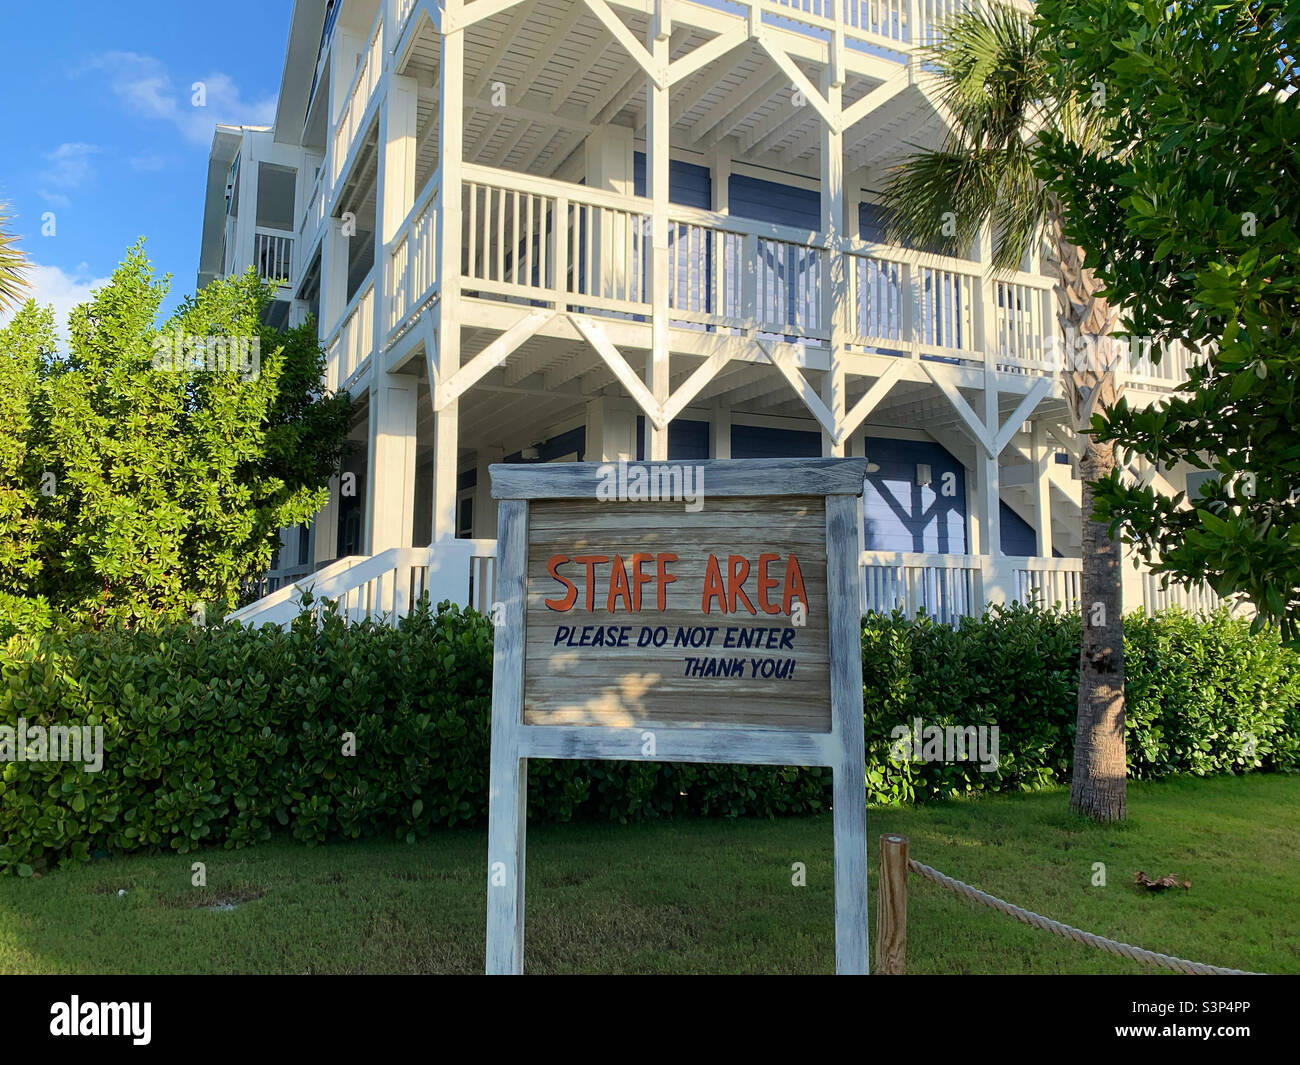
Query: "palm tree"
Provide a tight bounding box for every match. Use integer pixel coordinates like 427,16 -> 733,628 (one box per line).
879,5 -> 1126,821
0,206 -> 32,314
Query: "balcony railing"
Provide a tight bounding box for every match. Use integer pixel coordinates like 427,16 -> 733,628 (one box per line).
327,276 -> 375,389
331,13 -> 384,186
387,175 -> 440,334
254,228 -> 294,286
376,164 -> 1201,389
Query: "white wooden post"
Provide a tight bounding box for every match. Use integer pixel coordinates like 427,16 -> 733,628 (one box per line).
475,447 -> 502,541
646,6 -> 671,461
820,60 -> 847,457
433,13 -> 465,542
710,404 -> 731,459
365,378 -> 419,553
486,498 -> 528,974
827,491 -> 869,974
1031,421 -> 1054,558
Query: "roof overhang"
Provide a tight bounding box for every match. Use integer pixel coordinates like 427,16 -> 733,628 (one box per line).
197,126 -> 245,290
274,0 -> 330,146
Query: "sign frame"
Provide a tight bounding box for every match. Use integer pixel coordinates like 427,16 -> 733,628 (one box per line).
486,457 -> 869,974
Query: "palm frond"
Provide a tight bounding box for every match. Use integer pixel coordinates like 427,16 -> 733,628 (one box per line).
0,207 -> 32,314
880,4 -> 1064,273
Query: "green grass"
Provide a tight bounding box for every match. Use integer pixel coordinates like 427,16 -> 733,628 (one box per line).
1,773 -> 1296,974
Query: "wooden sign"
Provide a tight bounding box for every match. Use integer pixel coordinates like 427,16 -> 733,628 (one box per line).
486,458 -> 869,974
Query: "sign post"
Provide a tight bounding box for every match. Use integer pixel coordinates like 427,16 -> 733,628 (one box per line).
485,458 -> 869,973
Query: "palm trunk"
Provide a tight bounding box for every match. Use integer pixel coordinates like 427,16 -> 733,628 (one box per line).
1070,437 -> 1127,821
1048,205 -> 1128,822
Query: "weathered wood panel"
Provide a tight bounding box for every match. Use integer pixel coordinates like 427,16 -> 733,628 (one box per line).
523,496 -> 832,730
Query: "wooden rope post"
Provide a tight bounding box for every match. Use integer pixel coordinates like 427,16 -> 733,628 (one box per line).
875,834 -> 909,975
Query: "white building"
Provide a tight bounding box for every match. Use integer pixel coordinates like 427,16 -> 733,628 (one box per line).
198,0 -> 1223,627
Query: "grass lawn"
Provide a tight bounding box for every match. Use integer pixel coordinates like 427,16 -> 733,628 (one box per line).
1,773 -> 1296,975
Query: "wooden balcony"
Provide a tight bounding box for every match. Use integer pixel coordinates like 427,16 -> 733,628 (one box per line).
380,163 -> 1197,388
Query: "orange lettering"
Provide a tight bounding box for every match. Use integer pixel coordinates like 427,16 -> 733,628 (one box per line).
656,553 -> 678,610
701,554 -> 726,614
728,555 -> 757,615
782,554 -> 808,616
544,555 -> 577,612
756,553 -> 782,615
572,555 -> 609,612
607,555 -> 634,613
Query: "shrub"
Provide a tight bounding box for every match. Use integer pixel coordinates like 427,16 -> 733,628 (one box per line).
0,601 -> 1295,874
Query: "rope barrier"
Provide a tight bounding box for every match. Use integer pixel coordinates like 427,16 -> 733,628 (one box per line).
906,858 -> 1261,976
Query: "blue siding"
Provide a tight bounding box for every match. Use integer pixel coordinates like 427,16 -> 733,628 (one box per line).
1000,502 -> 1038,556
635,417 -> 711,461
633,154 -> 712,208
862,436 -> 967,553
731,424 -> 822,459
729,174 -> 819,230
505,425 -> 586,464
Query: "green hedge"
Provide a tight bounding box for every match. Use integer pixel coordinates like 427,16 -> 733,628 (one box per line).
1,602 -> 1296,874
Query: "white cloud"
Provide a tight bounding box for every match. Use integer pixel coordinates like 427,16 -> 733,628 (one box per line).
88,52 -> 276,146
0,262 -> 113,347
37,142 -> 100,206
128,150 -> 170,173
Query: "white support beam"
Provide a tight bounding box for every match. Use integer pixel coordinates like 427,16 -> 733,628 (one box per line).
433,19 -> 466,543
646,10 -> 671,459
668,26 -> 748,87
922,363 -> 995,458
992,375 -> 1053,456
552,28 -> 612,108
436,310 -> 557,408
570,314 -> 664,427
760,341 -> 838,437
582,0 -> 663,85
839,360 -> 905,442
1031,422 -> 1054,557
754,31 -> 838,129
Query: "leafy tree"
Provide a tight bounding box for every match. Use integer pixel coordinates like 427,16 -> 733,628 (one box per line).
0,241 -> 352,632
879,6 -> 1128,821
1035,0 -> 1300,639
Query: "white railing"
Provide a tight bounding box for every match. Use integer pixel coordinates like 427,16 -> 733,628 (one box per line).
327,277 -> 375,388
995,278 -> 1056,373
388,175 -> 440,333
1014,557 -> 1082,612
254,229 -> 294,285
1141,572 -> 1231,617
861,551 -> 983,624
227,541 -> 499,628
299,169 -> 326,248
1125,338 -> 1197,389
847,246 -> 982,358
331,15 -> 384,185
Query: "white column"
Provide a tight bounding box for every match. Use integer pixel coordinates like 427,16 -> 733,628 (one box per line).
432,17 -> 465,541
235,136 -> 259,273
820,66 -> 847,457
710,404 -> 731,459
320,218 -> 351,388
646,10 -> 670,461
1031,421 -> 1054,558
475,446 -> 503,540
366,377 -> 419,553
376,74 -> 420,357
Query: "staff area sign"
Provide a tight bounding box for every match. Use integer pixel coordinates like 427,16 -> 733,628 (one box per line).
486,458 -> 869,974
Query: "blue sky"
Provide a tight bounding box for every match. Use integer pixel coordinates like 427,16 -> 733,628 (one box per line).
0,0 -> 292,331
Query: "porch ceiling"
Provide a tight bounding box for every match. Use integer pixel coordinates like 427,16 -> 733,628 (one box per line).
395,0 -> 927,181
